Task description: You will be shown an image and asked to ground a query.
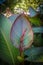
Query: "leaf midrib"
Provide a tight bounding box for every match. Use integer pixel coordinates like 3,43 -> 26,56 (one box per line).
1,29 -> 15,65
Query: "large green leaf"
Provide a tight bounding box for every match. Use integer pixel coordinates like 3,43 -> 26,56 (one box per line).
0,14 -> 19,65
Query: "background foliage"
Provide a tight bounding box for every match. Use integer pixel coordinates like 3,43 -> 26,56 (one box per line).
0,0 -> 43,13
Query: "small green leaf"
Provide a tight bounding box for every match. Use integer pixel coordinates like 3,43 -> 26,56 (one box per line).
29,16 -> 41,26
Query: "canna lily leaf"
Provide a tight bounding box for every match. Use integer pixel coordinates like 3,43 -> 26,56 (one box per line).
0,14 -> 19,65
